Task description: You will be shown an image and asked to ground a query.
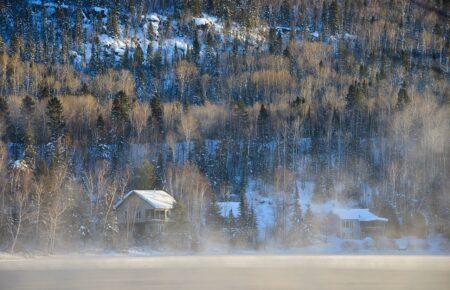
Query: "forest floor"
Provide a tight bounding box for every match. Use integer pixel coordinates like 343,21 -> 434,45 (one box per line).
0,255 -> 449,290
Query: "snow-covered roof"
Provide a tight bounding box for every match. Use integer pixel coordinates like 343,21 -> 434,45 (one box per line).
217,201 -> 240,218
193,17 -> 213,27
115,190 -> 176,210
332,208 -> 388,222
10,160 -> 29,171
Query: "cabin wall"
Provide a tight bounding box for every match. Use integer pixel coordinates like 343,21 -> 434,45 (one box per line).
116,194 -> 154,224
339,219 -> 361,239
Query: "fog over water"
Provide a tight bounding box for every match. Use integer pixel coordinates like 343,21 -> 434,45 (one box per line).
0,255 -> 449,290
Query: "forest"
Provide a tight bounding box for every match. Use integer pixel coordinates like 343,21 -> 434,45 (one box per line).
0,0 -> 448,253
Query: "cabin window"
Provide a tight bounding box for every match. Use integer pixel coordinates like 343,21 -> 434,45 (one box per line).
145,209 -> 166,220
343,220 -> 353,229
155,210 -> 165,220
136,211 -> 141,220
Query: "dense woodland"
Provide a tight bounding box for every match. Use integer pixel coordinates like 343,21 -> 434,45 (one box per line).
0,0 -> 448,252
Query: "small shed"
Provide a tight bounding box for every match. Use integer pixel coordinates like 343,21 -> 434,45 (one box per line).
331,208 -> 388,240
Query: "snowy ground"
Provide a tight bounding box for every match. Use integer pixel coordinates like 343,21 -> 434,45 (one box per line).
0,255 -> 449,290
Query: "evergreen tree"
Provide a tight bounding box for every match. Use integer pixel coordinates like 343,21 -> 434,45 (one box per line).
290,185 -> 303,246
23,127 -> 36,169
328,0 -> 340,34
228,209 -> 237,245
206,193 -> 223,231
46,97 -> 65,141
312,174 -> 328,203
205,0 -> 218,14
60,29 -> 69,64
0,96 -> 8,120
95,114 -> 108,159
96,114 -> 106,143
302,205 -> 314,245
192,0 -> 202,17
146,43 -> 153,68
257,104 -> 271,142
132,159 -> 156,189
211,139 -> 229,189
0,35 -> 4,54
268,28 -> 277,54
320,1 -> 328,34
238,189 -> 249,232
111,90 -> 132,155
107,7 -> 119,37
167,200 -> 190,248
149,92 -> 165,138
49,137 -> 66,171
396,80 -> 410,110
192,32 -> 200,64
279,0 -> 292,26
237,189 -> 257,247
193,138 -> 207,174
90,35 -> 101,72
20,95 -> 36,118
346,81 -> 367,110
73,7 -> 83,49
151,49 -> 162,78
11,34 -> 24,58
121,45 -> 130,68
147,22 -> 156,41
248,206 -> 258,247
132,44 -> 144,69
154,152 -> 165,189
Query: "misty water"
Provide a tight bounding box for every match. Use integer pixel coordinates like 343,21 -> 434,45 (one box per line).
0,255 -> 449,290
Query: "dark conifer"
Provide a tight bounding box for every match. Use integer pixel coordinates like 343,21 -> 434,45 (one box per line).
46,97 -> 65,141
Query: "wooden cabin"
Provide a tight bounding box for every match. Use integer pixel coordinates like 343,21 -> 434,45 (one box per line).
114,190 -> 176,242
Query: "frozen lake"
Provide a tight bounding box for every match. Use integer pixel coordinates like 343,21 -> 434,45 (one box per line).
0,255 -> 449,290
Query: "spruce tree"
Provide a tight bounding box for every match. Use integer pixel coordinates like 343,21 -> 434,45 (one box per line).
154,152 -> 165,189
50,137 -> 66,171
73,7 -> 83,49
132,159 -> 156,189
0,96 -> 8,120
96,114 -> 106,143
268,28 -> 277,54
121,45 -> 130,68
279,0 -> 292,26
290,185 -> 303,246
147,22 -> 156,41
146,43 -> 153,68
192,32 -> 200,64
23,127 -> 36,169
151,49 -> 162,78
320,1 -> 328,34
328,0 -> 340,34
257,104 -> 270,142
312,174 -> 327,203
149,92 -> 165,137
193,138 -> 207,174
95,114 -> 108,159
0,35 -> 4,54
21,95 -> 35,129
228,209 -> 237,245
396,81 -> 410,110
133,44 -> 144,69
168,200 -> 190,248
107,7 -> 119,37
302,205 -> 314,245
192,0 -> 202,17
46,97 -> 65,141
111,90 -> 131,142
206,193 -> 223,231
